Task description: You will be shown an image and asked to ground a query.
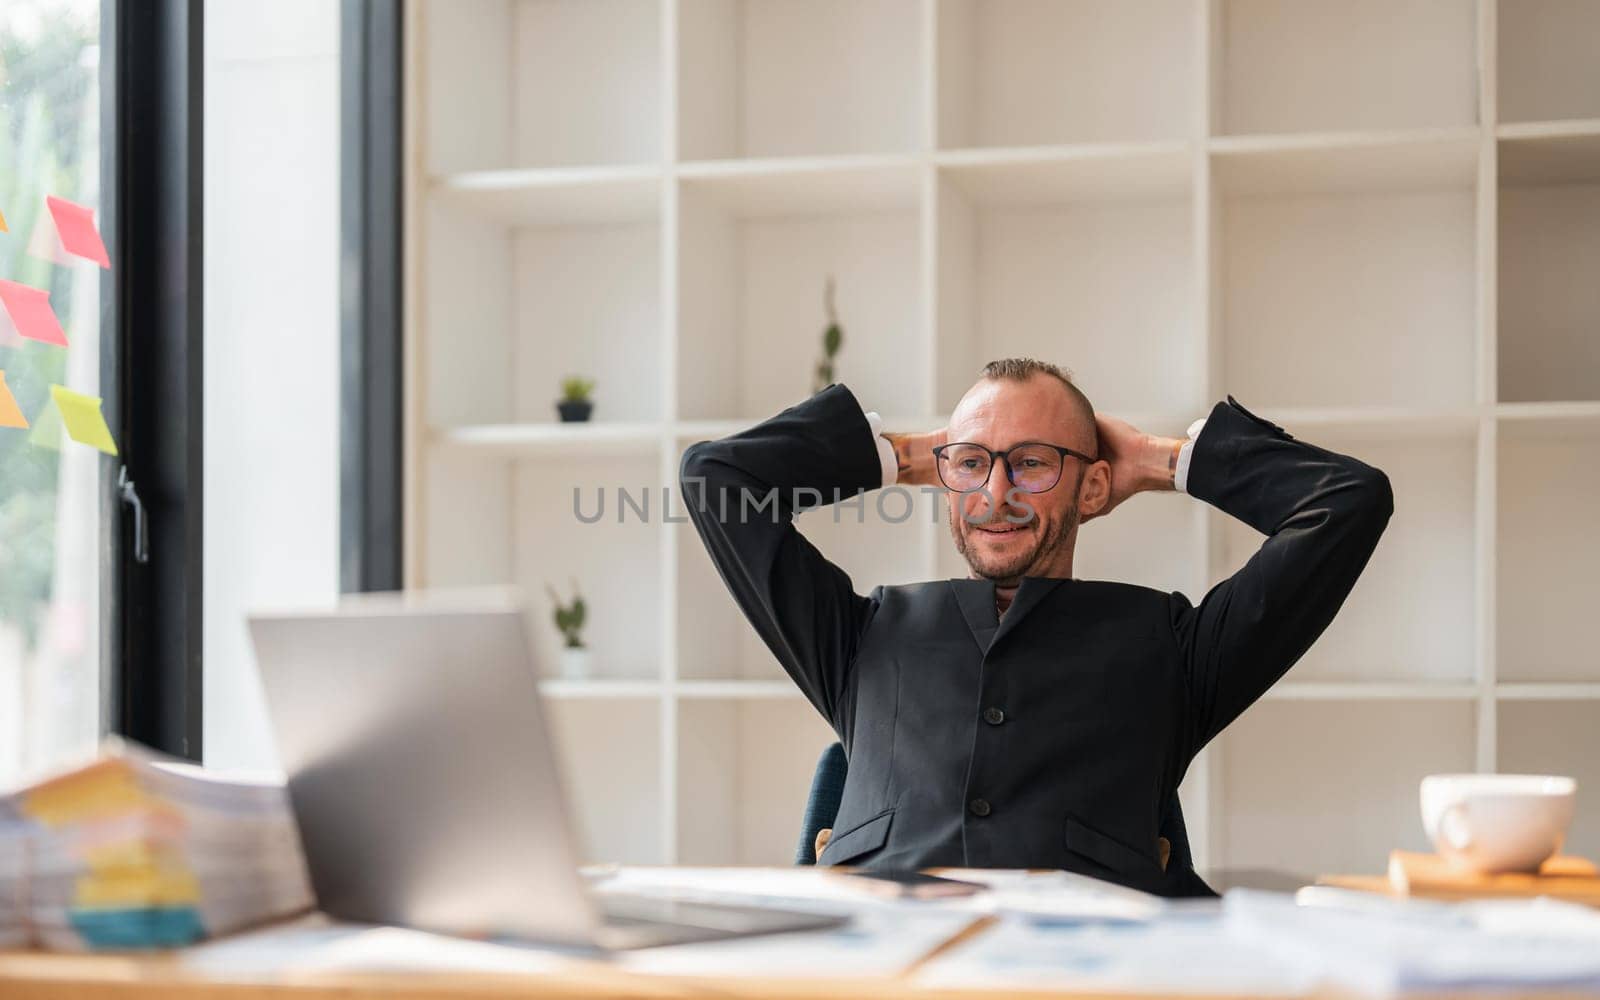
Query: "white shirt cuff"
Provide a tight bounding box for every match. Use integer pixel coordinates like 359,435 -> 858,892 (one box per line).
863,410 -> 898,487
1174,417 -> 1206,495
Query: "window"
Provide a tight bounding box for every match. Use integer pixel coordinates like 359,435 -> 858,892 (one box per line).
0,0 -> 104,784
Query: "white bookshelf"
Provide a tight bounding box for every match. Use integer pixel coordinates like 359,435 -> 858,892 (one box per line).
404,0 -> 1600,876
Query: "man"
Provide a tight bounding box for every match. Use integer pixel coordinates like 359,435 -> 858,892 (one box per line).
679,359 -> 1393,897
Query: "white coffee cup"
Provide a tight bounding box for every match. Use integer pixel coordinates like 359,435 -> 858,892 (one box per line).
1420,774 -> 1577,874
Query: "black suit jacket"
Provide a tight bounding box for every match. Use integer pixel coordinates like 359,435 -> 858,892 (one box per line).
680,385 -> 1393,897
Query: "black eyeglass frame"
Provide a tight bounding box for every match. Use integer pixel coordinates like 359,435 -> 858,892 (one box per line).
931,441 -> 1099,495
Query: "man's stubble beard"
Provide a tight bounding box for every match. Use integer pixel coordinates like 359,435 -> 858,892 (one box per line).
949,468 -> 1084,581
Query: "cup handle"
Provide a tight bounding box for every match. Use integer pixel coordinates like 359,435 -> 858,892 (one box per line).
1440,802 -> 1473,851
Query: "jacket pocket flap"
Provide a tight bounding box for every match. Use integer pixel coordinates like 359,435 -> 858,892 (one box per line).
818,807 -> 894,866
1064,815 -> 1161,875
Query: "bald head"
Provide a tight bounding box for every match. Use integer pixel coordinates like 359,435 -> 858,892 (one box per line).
974,358 -> 1098,458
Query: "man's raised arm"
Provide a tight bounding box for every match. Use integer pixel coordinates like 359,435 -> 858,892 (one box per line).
678,384 -> 891,729
1171,396 -> 1395,761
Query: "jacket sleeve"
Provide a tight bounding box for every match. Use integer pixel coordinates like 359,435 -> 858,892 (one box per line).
679,384 -> 885,729
1169,396 -> 1395,761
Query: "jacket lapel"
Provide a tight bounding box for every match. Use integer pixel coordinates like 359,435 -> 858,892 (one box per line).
949,579 -> 998,655
949,576 -> 1065,655
989,576 -> 1064,652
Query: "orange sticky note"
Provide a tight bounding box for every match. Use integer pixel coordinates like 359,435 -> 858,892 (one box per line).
0,371 -> 27,429
50,386 -> 117,455
0,206 -> 8,232
45,195 -> 110,269
0,280 -> 69,347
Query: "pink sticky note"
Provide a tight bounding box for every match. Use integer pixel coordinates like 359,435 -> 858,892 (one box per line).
26,210 -> 76,267
0,280 -> 70,347
45,196 -> 110,269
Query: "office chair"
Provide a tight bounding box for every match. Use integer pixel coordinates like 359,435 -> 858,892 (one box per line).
794,741 -> 1215,897
795,743 -> 849,865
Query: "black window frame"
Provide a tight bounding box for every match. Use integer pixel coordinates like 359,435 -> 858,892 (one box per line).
101,0 -> 205,760
340,0 -> 405,596
94,0 -> 402,761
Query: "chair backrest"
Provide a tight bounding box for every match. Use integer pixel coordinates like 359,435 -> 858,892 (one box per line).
795,740 -> 1199,878
795,742 -> 849,864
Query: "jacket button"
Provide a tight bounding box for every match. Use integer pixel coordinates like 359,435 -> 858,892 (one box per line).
983,707 -> 1005,725
969,798 -> 991,817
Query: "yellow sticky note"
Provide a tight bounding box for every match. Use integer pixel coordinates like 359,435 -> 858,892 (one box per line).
22,758 -> 150,825
0,371 -> 27,429
74,868 -> 200,907
50,384 -> 118,456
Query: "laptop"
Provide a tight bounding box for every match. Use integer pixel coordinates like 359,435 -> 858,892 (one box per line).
247,588 -> 846,950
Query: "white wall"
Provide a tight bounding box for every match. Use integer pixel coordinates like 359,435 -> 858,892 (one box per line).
203,0 -> 340,770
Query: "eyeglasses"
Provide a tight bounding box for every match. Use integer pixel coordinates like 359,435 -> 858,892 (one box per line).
932,441 -> 1097,494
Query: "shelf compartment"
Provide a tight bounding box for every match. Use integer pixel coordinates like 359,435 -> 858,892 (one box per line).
420,447 -> 515,589
430,166 -> 661,227
1246,406 -> 1481,437
676,414 -> 944,442
677,698 -> 838,865
936,142 -> 1191,203
677,0 -> 923,161
1216,425 -> 1478,684
1497,683 -> 1600,700
547,699 -> 665,864
1497,132 -> 1600,404
1497,401 -> 1600,423
1217,0 -> 1477,137
1210,130 -> 1479,196
431,422 -> 663,457
676,680 -> 802,700
541,680 -> 664,699
420,0 -> 662,172
675,175 -> 924,422
1219,699 -> 1476,875
423,198 -> 663,427
675,157 -> 921,215
1264,682 -> 1478,701
1218,144 -> 1476,410
935,0 -> 1193,149
933,160 -> 1197,416
1497,125 -> 1600,183
514,452 -> 664,681
1497,0 -> 1600,125
1496,418 -> 1600,682
1498,701 -> 1600,860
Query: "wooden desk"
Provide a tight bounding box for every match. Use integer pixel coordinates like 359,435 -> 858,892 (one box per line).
4,874 -> 1598,1000
0,910 -> 1289,1000
8,946 -> 1600,1000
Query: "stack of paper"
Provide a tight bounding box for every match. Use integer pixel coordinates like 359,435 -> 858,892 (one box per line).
1227,886 -> 1600,994
0,739 -> 314,951
913,904 -> 1321,995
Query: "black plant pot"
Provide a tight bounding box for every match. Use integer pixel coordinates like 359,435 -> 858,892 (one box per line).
557,400 -> 593,423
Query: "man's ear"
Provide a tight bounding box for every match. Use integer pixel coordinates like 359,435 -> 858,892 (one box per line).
1078,460 -> 1112,517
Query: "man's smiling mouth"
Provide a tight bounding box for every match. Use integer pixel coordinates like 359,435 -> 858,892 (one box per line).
974,522 -> 1030,534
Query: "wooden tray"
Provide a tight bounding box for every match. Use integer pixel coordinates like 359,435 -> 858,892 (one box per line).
1319,850 -> 1600,905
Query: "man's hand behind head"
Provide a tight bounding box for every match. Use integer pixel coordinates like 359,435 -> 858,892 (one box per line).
884,427 -> 946,488
1079,412 -> 1182,523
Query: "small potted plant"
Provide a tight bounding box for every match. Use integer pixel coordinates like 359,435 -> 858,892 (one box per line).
813,275 -> 844,394
556,376 -> 595,422
546,580 -> 589,679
